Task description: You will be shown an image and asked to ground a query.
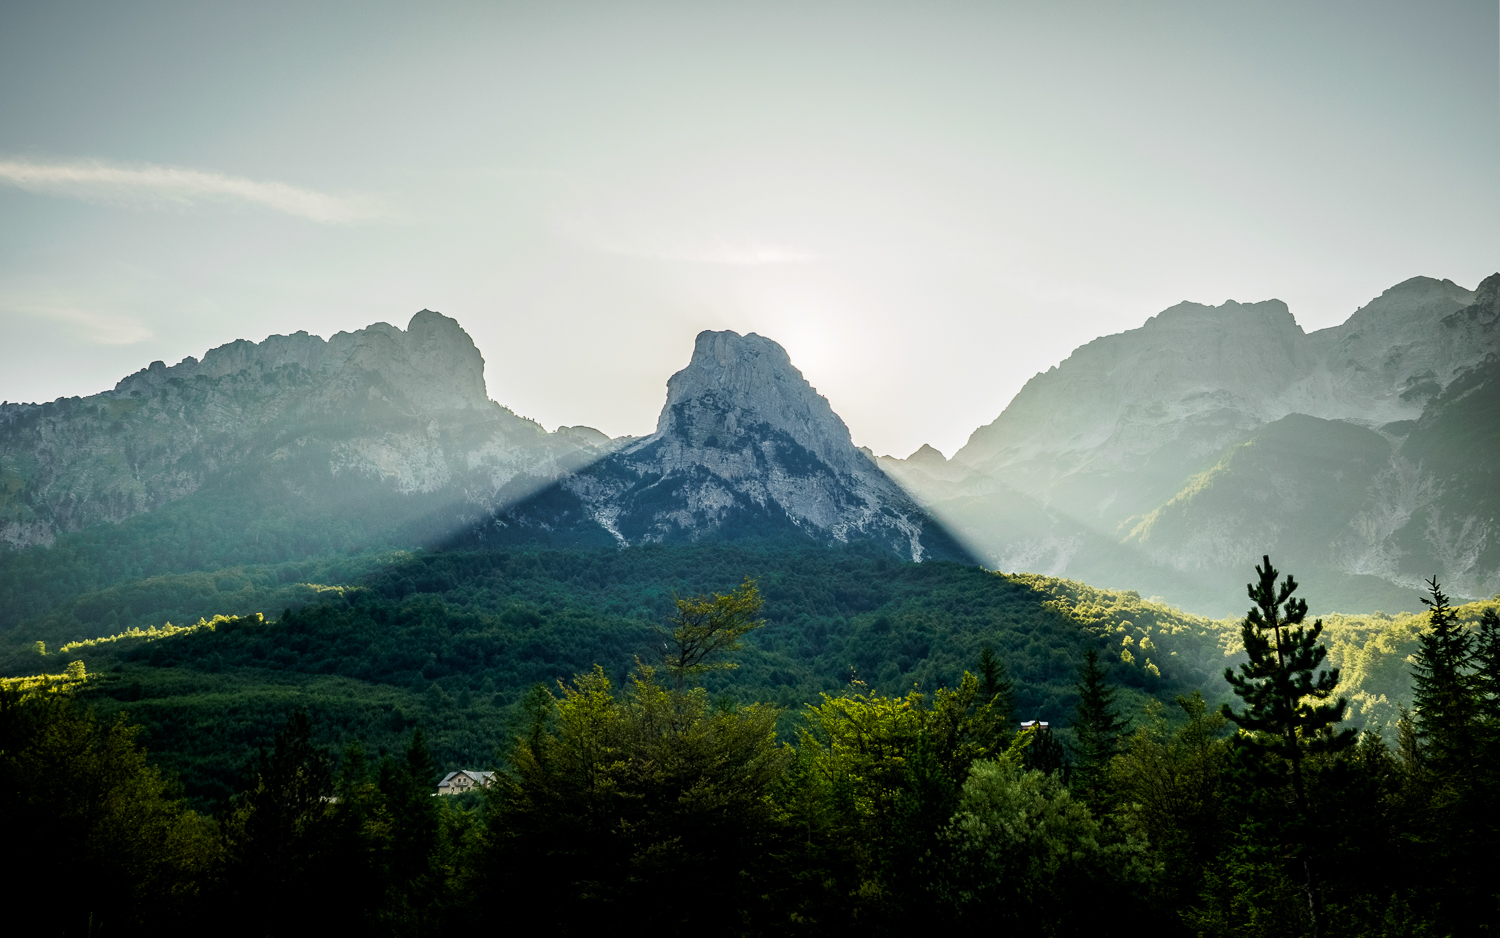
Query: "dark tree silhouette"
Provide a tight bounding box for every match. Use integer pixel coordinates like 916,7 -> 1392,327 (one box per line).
1411,577 -> 1476,773
1071,647 -> 1128,806
1221,556 -> 1353,938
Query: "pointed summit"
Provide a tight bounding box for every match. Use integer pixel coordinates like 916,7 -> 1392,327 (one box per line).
907,444 -> 947,465
657,330 -> 861,474
468,330 -> 972,562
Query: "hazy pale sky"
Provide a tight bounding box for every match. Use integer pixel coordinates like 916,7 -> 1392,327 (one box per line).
2,1 -> 1496,457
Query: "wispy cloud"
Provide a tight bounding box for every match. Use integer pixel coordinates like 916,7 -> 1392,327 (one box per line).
0,158 -> 372,223
7,299 -> 153,345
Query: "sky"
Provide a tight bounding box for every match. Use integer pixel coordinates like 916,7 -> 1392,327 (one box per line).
1,2 -> 1496,459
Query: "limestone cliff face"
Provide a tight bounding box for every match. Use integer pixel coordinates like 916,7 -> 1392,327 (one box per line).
1288,276 -> 1484,424
954,298 -> 1308,480
908,273 -> 1500,614
653,331 -> 870,477
954,277 -> 1484,483
481,331 -> 968,562
0,311 -> 597,550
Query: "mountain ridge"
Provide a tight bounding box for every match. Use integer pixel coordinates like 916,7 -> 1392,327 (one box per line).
893,273 -> 1500,614
468,329 -> 969,562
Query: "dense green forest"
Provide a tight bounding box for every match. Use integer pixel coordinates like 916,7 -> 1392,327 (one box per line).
4,560 -> 1498,936
4,542 -> 1493,809
5,543 -> 1221,805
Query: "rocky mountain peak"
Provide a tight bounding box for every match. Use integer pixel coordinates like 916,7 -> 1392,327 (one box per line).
1148,297 -> 1300,334
907,444 -> 948,465
657,330 -> 862,475
1448,272 -> 1500,324
470,328 -> 968,562
112,309 -> 490,414
1334,276 -> 1476,334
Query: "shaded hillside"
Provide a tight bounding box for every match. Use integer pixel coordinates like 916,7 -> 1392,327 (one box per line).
888,273 -> 1500,614
0,543 -> 1225,807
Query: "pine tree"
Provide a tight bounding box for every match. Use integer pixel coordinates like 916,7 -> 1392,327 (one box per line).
1476,609 -> 1500,725
976,644 -> 1016,728
1221,556 -> 1354,938
1222,556 -> 1354,768
1071,647 -> 1128,806
224,709 -> 337,931
1021,723 -> 1068,776
1410,577 -> 1476,774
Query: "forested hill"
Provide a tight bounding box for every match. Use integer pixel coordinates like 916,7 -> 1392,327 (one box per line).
2,542 -> 1230,807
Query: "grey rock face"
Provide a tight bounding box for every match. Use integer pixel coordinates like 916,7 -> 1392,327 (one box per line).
485,330 -> 967,562
112,309 -> 491,414
655,331 -> 869,476
0,311 -> 590,550
908,273 -> 1500,613
955,278 -> 1486,479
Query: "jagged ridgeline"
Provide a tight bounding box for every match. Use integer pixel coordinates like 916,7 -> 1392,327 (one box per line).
0,311 -> 612,629
0,310 -> 1205,809
882,274 -> 1500,616
0,314 -> 968,637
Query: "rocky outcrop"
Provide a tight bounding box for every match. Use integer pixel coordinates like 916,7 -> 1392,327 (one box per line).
953,277 -> 1485,484
904,274 -> 1500,614
0,311 -> 594,550
474,331 -> 969,562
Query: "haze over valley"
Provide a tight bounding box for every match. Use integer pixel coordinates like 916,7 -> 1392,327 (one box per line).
2,4 -> 1497,933
7,271 -> 1495,621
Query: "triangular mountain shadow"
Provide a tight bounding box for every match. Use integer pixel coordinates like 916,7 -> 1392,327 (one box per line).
439,330 -> 975,564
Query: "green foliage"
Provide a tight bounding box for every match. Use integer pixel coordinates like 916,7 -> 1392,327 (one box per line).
0,689 -> 220,931
976,643 -> 1016,724
660,576 -> 766,687
0,659 -> 89,696
1317,596 -> 1500,739
1113,692 -> 1232,926
793,670 -> 1014,928
1071,647 -> 1130,807
59,612 -> 245,654
1223,556 -> 1355,768
944,757 -> 1155,933
1217,557 -> 1357,938
1478,607 -> 1500,724
480,663 -> 788,933
220,708 -> 338,931
1411,577 -> 1477,773
3,551 -> 1498,935
3,543 -> 1242,806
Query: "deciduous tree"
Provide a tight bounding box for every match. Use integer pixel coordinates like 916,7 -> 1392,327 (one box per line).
659,577 -> 766,688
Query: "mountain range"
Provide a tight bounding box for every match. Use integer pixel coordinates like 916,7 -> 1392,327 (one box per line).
883,274 -> 1500,614
2,271 -> 1497,627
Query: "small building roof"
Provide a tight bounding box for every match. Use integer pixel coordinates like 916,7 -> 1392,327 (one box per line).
439,769 -> 496,786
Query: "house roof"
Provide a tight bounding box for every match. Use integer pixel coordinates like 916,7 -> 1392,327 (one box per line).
439,769 -> 496,786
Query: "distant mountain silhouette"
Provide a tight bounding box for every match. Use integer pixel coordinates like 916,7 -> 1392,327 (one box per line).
884,274 -> 1500,614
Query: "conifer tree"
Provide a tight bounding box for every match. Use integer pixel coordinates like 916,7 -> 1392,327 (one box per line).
1222,556 -> 1354,772
224,709 -> 337,931
977,644 -> 1016,728
1476,608 -> 1500,726
1221,556 -> 1353,938
381,728 -> 441,927
1411,577 -> 1476,774
1071,647 -> 1128,805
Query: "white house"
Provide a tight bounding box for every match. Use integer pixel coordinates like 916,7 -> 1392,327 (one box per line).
438,769 -> 495,795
